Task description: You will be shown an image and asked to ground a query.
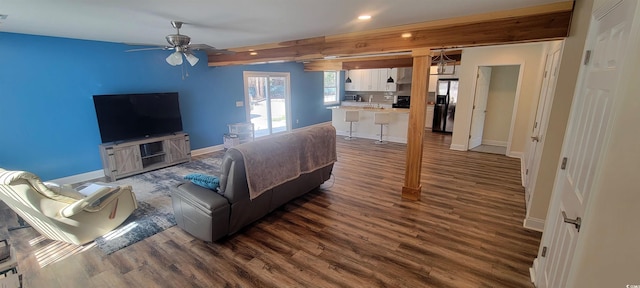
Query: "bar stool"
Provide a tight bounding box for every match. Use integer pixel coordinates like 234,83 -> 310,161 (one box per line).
374,112 -> 390,144
344,110 -> 359,140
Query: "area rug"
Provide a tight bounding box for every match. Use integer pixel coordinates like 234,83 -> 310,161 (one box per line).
94,151 -> 225,254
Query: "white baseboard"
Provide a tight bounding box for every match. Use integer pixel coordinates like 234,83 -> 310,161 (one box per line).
530,258 -> 540,286
449,144 -> 466,151
49,169 -> 106,185
191,145 -> 225,156
523,216 -> 545,232
507,151 -> 523,159
481,139 -> 507,147
520,155 -> 527,187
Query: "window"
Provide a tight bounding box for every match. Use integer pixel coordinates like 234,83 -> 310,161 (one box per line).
323,71 -> 339,105
244,71 -> 291,137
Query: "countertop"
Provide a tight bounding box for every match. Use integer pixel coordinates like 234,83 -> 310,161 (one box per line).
328,105 -> 410,113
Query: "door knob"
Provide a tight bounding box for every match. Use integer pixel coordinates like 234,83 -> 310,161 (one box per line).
562,211 -> 582,231
531,136 -> 540,142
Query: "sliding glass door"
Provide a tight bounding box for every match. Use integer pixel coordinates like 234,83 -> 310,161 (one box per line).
243,72 -> 291,137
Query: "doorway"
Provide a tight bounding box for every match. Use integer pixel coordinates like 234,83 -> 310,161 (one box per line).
468,65 -> 521,155
243,71 -> 291,138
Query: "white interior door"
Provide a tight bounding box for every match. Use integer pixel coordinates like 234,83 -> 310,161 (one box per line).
468,66 -> 491,149
525,43 -> 562,206
537,1 -> 635,287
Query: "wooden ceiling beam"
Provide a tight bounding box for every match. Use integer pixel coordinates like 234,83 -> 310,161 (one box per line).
302,51 -> 462,71
208,1 -> 574,67
341,58 -> 414,70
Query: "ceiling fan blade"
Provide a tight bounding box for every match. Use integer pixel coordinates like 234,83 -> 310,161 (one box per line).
188,44 -> 216,50
189,43 -> 235,54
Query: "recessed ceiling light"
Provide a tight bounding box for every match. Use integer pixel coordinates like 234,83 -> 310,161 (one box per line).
249,52 -> 258,56
358,15 -> 371,20
401,33 -> 412,38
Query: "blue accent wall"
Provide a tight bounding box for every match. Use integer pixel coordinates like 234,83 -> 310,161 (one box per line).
0,32 -> 331,180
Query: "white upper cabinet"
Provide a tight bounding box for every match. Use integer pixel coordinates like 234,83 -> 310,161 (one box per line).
345,68 -> 397,92
379,68 -> 397,92
345,70 -> 358,91
429,66 -> 438,93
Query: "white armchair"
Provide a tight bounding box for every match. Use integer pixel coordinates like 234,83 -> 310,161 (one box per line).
0,168 -> 137,245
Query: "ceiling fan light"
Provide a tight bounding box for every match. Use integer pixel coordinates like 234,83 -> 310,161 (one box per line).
185,52 -> 199,66
166,51 -> 183,66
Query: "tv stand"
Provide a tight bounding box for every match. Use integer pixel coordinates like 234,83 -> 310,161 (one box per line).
99,133 -> 191,181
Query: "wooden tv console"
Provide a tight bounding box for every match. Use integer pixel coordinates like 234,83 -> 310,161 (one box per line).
99,133 -> 191,181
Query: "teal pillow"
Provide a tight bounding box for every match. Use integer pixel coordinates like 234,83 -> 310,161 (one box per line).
184,173 -> 220,190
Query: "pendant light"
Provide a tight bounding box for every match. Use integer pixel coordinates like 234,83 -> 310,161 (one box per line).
431,48 -> 456,75
345,70 -> 352,83
386,68 -> 395,83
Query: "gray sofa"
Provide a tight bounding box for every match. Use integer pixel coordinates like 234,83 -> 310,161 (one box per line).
171,124 -> 336,242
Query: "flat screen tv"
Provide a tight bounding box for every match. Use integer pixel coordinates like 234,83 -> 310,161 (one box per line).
93,92 -> 183,143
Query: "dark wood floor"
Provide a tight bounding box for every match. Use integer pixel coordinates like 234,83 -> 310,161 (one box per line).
0,131 -> 541,287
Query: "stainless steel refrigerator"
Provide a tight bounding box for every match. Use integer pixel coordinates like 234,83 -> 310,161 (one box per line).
432,79 -> 458,133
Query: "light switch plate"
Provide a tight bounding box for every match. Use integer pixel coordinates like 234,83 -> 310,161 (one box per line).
236,101 -> 244,107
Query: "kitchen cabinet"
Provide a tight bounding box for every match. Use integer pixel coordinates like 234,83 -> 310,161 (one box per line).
344,70 -> 359,91
378,68 -> 397,91
425,105 -> 434,129
429,66 -> 438,93
345,68 -> 397,92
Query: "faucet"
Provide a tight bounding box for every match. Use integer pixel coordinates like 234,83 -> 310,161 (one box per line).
369,95 -> 373,103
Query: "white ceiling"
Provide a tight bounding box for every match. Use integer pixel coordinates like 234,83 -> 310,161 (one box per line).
0,0 -> 565,50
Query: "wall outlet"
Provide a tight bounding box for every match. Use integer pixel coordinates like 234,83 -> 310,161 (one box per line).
236,101 -> 244,107
296,119 -> 299,124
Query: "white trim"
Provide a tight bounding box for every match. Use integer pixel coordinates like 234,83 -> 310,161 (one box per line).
449,144 -> 466,151
523,216 -> 545,232
593,0 -> 624,19
520,153 -> 527,187
323,71 -> 340,105
505,63 -> 526,158
49,169 -> 105,185
481,139 -> 507,147
530,258 -> 540,286
507,151 -> 523,159
191,144 -> 225,157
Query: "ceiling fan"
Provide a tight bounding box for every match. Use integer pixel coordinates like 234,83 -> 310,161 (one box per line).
127,21 -> 233,67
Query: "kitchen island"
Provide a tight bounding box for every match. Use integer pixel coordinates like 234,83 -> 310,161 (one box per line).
329,104 -> 410,143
